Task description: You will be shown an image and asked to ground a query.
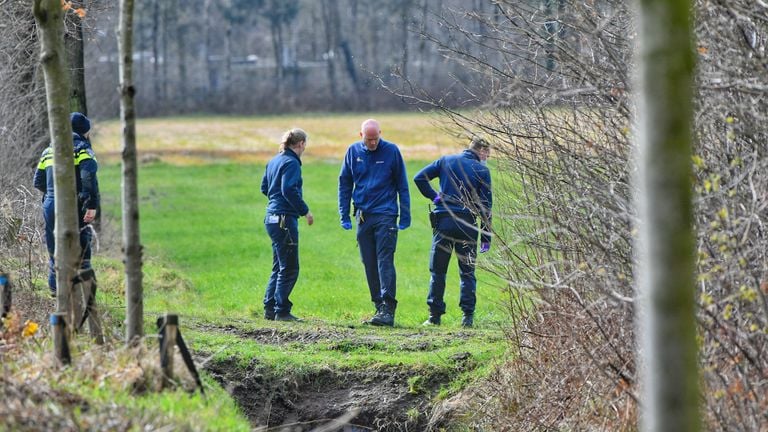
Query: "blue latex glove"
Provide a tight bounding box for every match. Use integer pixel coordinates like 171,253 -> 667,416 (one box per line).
341,221 -> 353,230
480,242 -> 490,253
432,194 -> 442,205
398,221 -> 410,230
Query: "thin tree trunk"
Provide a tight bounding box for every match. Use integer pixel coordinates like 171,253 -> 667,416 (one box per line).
321,0 -> 338,105
174,2 -> 187,111
118,0 -> 144,345
161,0 -> 168,106
33,0 -> 80,351
399,0 -> 411,79
635,0 -> 700,430
152,0 -> 161,106
64,6 -> 86,114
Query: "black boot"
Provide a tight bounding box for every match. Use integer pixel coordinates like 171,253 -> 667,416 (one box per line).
275,312 -> 302,322
366,302 -> 385,324
370,303 -> 395,327
422,313 -> 441,326
461,313 -> 474,328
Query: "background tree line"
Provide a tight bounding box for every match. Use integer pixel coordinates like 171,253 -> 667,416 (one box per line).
84,0 -> 510,117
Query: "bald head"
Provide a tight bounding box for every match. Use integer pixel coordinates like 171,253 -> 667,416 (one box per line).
360,118 -> 381,151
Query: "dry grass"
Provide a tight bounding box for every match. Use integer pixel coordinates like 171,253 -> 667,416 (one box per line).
91,112 -> 468,164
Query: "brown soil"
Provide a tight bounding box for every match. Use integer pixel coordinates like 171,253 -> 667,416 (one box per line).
206,357 -> 452,432
197,323 -> 471,431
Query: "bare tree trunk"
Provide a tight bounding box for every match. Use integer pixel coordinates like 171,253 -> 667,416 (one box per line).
174,1 -> 188,111
320,0 -> 338,105
118,0 -> 144,345
161,0 -> 168,106
64,6 -> 86,114
418,0 -> 428,82
33,0 -> 79,354
399,0 -> 411,79
151,0 -> 161,104
203,0 -> 214,96
635,0 -> 700,430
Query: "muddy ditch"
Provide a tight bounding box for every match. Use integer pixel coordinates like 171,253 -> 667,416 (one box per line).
198,323 -> 482,431
205,356 -> 460,431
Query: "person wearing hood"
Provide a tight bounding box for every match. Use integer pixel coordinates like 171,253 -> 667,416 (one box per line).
33,112 -> 100,297
413,136 -> 492,328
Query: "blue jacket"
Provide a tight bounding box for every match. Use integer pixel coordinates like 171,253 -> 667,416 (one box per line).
338,139 -> 410,226
33,132 -> 100,214
413,149 -> 492,243
261,148 -> 309,218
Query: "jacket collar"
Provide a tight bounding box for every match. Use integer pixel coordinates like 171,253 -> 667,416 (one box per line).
359,138 -> 384,153
463,149 -> 481,161
283,147 -> 302,165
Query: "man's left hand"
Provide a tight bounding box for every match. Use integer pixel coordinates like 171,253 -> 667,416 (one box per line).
480,242 -> 490,253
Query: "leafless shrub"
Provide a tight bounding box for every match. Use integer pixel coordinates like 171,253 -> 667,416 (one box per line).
410,0 -> 767,430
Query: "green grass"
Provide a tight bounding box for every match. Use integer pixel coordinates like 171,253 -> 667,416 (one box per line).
97,160 -> 508,329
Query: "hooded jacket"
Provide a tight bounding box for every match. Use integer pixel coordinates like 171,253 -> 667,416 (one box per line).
413,149 -> 492,243
261,147 -> 309,218
338,139 -> 411,226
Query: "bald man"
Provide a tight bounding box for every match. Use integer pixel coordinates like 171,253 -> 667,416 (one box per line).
338,119 -> 411,327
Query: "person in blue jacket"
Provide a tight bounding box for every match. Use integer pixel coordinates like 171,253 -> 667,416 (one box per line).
33,112 -> 100,297
261,128 -> 314,322
338,119 -> 410,327
413,137 -> 492,328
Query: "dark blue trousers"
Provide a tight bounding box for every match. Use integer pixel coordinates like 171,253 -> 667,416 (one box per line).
264,215 -> 299,316
356,214 -> 398,308
428,213 -> 478,316
43,197 -> 93,294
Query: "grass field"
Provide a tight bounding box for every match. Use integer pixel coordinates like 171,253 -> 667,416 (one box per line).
89,113 -> 513,427
97,161 -> 508,329
93,112 -> 509,330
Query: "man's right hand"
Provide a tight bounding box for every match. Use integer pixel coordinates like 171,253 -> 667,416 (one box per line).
341,221 -> 353,230
305,211 -> 314,226
433,194 -> 442,205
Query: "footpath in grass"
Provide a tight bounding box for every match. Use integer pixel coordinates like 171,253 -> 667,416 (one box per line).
93,115 -> 513,429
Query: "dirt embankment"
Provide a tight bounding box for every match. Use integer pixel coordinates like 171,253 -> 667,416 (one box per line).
200,324 -> 477,431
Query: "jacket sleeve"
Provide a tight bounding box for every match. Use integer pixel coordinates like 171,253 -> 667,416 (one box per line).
394,149 -> 411,227
338,149 -> 354,224
260,168 -> 268,197
33,149 -> 49,193
280,161 -> 309,216
33,168 -> 46,194
413,159 -> 441,201
78,157 -> 100,210
478,168 -> 493,244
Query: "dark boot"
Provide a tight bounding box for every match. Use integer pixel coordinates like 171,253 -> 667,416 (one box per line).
422,313 -> 441,326
275,312 -> 302,322
264,310 -> 275,321
461,313 -> 474,328
370,303 -> 395,327
366,302 -> 385,324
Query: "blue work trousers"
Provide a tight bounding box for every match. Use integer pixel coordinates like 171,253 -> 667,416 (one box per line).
356,213 -> 398,308
428,213 -> 478,316
43,197 -> 93,293
264,214 -> 299,316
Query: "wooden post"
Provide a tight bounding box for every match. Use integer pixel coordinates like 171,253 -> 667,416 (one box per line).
71,280 -> 84,334
83,278 -> 104,345
51,312 -> 71,365
160,313 -> 178,389
0,272 -> 10,319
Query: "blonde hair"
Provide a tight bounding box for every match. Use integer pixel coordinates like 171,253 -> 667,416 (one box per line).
280,128 -> 308,151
